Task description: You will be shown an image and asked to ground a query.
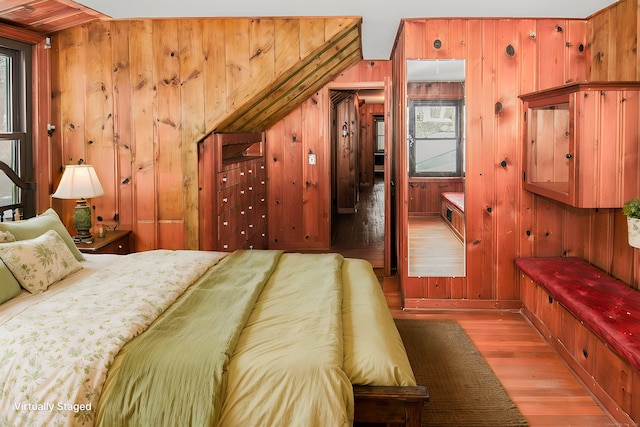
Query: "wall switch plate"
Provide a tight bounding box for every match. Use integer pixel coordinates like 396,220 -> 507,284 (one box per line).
308,153 -> 316,165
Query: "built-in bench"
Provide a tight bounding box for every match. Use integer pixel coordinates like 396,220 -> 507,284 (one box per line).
516,257 -> 640,425
440,192 -> 464,241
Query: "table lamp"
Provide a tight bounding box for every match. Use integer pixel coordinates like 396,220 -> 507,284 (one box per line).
52,164 -> 104,242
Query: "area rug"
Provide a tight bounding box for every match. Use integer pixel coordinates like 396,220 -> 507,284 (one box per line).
394,319 -> 528,427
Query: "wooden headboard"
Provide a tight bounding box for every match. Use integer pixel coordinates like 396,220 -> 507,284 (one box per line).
0,160 -> 35,221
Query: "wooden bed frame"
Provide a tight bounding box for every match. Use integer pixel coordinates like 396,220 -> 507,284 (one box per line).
1,163 -> 429,426
354,385 -> 429,426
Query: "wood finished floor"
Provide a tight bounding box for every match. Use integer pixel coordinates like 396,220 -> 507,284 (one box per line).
382,276 -> 615,427
408,216 -> 465,277
331,175 -> 384,268
330,176 -> 614,425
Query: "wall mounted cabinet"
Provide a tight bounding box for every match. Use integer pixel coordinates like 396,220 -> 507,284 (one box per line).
520,82 -> 640,208
199,132 -> 267,251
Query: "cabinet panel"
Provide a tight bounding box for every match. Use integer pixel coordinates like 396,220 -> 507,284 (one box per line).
199,132 -> 268,251
520,82 -> 640,208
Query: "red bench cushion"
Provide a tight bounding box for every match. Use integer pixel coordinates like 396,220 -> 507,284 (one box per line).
516,257 -> 640,372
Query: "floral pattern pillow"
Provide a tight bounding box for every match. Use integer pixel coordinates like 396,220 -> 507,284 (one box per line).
0,230 -> 15,242
0,229 -> 82,294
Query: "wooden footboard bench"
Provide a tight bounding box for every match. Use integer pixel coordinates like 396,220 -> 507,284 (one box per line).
516,257 -> 640,425
354,385 -> 428,427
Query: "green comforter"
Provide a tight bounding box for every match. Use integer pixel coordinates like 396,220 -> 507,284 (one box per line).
96,250 -> 282,427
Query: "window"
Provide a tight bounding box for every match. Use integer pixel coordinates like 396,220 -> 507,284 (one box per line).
374,115 -> 384,152
409,99 -> 463,177
0,37 -> 31,219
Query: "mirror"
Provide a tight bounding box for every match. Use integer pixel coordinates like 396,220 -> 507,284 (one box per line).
406,59 -> 466,277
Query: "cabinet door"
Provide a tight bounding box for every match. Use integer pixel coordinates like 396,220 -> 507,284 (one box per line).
524,94 -> 573,205
574,89 -> 600,207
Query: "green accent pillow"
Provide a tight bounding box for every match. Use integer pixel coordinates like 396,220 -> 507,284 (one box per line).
0,229 -> 83,294
0,259 -> 21,304
0,208 -> 84,261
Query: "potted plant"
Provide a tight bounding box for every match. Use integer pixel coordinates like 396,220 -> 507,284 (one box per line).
623,198 -> 640,248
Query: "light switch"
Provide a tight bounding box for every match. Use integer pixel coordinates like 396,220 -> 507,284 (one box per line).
308,153 -> 317,165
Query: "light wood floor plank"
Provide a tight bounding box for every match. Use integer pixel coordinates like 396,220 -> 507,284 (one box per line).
382,278 -> 614,426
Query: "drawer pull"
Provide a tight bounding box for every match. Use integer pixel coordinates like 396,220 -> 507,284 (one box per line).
240,172 -> 245,176
223,221 -> 228,226
262,214 -> 266,219
249,224 -> 254,228
223,244 -> 228,249
248,169 -> 253,174
241,230 -> 245,235
222,177 -> 227,182
240,190 -> 245,195
241,211 -> 245,215
248,205 -> 253,210
582,349 -> 589,359
223,197 -> 228,203
548,295 -> 553,304
249,186 -> 253,191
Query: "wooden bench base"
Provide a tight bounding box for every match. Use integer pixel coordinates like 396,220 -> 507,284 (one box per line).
354,385 -> 429,427
518,270 -> 637,425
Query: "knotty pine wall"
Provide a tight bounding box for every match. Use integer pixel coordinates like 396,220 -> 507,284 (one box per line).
394,18 -> 588,306
47,17 -> 359,251
391,5 -> 639,307
266,60 -> 391,250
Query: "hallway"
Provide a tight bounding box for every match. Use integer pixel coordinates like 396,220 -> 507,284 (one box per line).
331,175 -> 384,267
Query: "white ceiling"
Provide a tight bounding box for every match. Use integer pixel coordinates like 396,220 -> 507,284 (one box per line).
77,0 -> 617,59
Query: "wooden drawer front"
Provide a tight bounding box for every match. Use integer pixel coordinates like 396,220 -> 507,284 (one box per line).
519,274 -> 537,313
218,209 -> 235,239
593,337 -> 633,414
217,186 -> 235,212
534,284 -> 560,334
97,237 -> 130,255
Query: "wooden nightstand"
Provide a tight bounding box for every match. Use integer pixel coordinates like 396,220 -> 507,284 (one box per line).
76,230 -> 132,255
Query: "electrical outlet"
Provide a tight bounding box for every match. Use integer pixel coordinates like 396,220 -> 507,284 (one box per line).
308,153 -> 316,165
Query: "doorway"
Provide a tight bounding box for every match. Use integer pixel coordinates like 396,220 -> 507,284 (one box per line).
328,85 -> 388,269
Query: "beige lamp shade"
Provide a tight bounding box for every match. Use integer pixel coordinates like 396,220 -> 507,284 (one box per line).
52,165 -> 105,200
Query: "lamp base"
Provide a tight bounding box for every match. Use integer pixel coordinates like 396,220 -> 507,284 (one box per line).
73,199 -> 94,243
73,229 -> 94,244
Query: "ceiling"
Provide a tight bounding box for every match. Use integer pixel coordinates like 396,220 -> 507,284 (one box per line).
74,0 -> 618,59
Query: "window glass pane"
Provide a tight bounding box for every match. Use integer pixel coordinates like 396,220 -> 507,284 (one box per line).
0,138 -> 17,209
414,105 -> 457,139
414,139 -> 457,173
0,54 -> 9,132
375,117 -> 384,151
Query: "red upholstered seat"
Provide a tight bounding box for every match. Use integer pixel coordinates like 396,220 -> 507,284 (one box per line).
516,257 -> 640,372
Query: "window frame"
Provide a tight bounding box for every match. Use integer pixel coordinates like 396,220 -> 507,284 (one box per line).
408,99 -> 463,178
0,36 -> 33,220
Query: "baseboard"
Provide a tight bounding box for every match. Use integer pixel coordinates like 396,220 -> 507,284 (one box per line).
402,298 -> 523,310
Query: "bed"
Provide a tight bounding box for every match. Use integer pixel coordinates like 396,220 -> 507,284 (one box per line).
440,191 -> 464,241
0,167 -> 427,427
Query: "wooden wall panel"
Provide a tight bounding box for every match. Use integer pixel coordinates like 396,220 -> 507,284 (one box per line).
49,17 -> 359,251
111,21 -> 134,235
154,20 -> 183,249
358,103 -> 383,187
494,19 -> 520,300
129,20 -> 157,252
178,19 -> 205,250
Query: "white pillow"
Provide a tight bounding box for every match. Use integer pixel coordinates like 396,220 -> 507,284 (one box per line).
0,229 -> 83,294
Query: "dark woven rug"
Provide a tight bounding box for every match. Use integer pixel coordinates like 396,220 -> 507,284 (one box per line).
394,319 -> 528,427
